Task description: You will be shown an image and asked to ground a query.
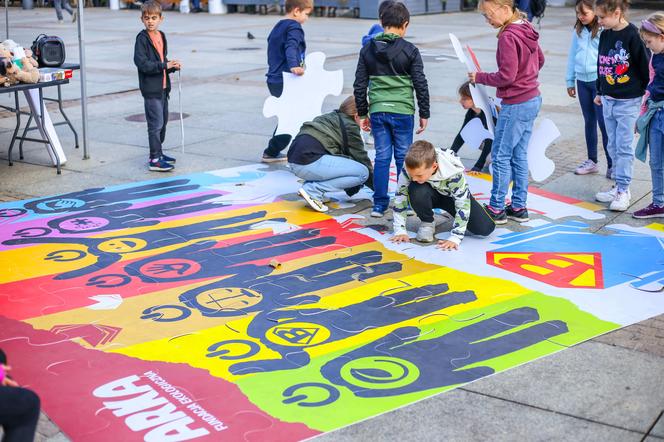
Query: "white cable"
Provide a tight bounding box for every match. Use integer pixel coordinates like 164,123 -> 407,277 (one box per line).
178,69 -> 184,154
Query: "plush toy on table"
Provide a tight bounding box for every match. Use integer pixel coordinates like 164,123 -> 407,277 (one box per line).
0,40 -> 39,86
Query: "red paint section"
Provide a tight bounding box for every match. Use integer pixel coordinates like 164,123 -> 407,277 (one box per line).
528,187 -> 585,205
0,317 -> 320,442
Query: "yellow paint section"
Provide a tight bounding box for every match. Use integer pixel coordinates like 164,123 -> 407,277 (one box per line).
646,223 -> 664,232
559,254 -> 595,266
522,264 -> 553,275
569,268 -> 596,287
575,201 -> 604,212
27,242 -> 437,349
0,201 -> 328,283
113,266 -> 531,382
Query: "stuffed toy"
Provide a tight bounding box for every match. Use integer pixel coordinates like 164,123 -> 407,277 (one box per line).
0,40 -> 39,86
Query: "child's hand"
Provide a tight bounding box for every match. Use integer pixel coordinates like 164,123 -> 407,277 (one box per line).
359,117 -> 371,132
594,95 -> 602,106
468,72 -> 477,84
466,169 -> 481,176
1,365 -> 18,387
167,60 -> 181,70
389,234 -> 410,243
567,87 -> 576,98
436,240 -> 459,251
416,118 -> 428,134
290,67 -> 305,76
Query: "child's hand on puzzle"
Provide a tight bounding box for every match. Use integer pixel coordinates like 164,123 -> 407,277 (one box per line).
359,117 -> 371,132
389,234 -> 410,243
468,71 -> 477,84
567,87 -> 576,98
416,118 -> 428,134
436,239 -> 459,251
290,67 -> 305,76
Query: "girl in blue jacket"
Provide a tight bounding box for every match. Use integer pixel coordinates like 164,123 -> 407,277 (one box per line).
566,0 -> 611,177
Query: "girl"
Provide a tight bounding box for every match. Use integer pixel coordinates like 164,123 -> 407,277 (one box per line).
288,96 -> 374,213
566,0 -> 611,177
469,0 -> 544,224
593,0 -> 650,211
633,13 -> 664,219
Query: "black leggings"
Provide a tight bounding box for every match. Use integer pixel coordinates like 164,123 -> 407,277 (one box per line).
409,182 -> 495,237
0,386 -> 40,442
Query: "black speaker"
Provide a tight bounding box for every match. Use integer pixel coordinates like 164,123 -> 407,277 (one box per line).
31,34 -> 66,68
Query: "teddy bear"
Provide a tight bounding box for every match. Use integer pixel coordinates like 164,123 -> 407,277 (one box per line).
0,40 -> 39,86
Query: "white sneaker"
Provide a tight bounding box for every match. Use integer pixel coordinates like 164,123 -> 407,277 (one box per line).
416,222 -> 435,243
609,189 -> 631,211
575,159 -> 599,175
595,186 -> 617,203
298,188 -> 328,213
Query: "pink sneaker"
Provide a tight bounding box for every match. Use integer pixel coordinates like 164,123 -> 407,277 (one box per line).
633,203 -> 664,219
575,159 -> 599,175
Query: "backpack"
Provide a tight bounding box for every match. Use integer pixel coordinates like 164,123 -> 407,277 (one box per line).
530,0 -> 546,22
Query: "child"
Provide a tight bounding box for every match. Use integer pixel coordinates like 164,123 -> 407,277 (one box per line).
354,1 -> 430,218
390,140 -> 495,251
133,1 -> 181,172
449,81 -> 497,173
469,0 -> 544,224
288,96 -> 374,213
360,0 -> 393,46
633,13 -> 664,219
263,0 -> 313,163
594,0 -> 650,211
566,0 -> 611,177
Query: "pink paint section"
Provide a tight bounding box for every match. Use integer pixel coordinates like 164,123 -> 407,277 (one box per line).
0,317 -> 320,442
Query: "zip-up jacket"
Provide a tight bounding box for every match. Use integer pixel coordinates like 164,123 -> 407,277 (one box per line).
566,26 -> 602,87
353,33 -> 430,119
134,30 -> 175,98
266,19 -> 306,84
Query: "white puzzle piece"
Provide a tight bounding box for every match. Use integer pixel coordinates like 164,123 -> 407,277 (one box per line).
460,117 -> 493,150
262,52 -> 343,139
528,118 -> 560,182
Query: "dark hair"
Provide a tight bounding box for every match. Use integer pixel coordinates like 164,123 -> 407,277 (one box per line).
574,0 -> 600,37
458,80 -> 472,99
378,0 -> 396,19
595,0 -> 630,16
380,1 -> 410,28
285,0 -> 313,13
405,140 -> 437,169
141,0 -> 162,15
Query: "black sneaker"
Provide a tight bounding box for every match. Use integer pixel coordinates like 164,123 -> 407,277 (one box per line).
506,205 -> 530,222
161,153 -> 176,164
483,204 -> 507,225
148,158 -> 174,172
261,153 -> 287,163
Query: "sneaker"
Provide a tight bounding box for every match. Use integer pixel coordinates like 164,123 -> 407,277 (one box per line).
149,159 -> 174,172
575,159 -> 599,175
633,203 -> 664,219
261,153 -> 287,163
606,167 -> 614,179
57,19 -> 64,23
416,222 -> 435,243
484,204 -> 507,225
506,205 -> 530,222
609,189 -> 631,211
72,10 -> 77,22
595,186 -> 617,203
370,206 -> 385,218
161,153 -> 176,164
298,188 -> 328,213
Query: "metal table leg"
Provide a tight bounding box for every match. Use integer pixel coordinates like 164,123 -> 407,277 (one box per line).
7,91 -> 21,167
18,114 -> 32,160
56,84 -> 79,149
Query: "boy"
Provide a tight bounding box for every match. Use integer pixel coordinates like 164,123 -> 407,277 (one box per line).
133,1 -> 181,172
390,140 -> 495,250
263,0 -> 313,163
354,1 -> 430,217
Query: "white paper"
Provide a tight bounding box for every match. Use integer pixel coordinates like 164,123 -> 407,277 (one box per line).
460,117 -> 494,150
527,118 -> 560,182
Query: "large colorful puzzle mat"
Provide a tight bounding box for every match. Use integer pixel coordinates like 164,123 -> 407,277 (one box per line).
1,164 -> 663,441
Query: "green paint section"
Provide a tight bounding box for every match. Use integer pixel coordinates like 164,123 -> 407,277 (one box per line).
235,291 -> 618,432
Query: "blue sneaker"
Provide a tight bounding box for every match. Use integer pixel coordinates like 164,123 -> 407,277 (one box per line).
148,158 -> 174,172
370,206 -> 386,218
161,153 -> 176,164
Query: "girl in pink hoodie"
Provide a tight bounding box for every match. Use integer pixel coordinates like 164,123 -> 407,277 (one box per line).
469,0 -> 544,225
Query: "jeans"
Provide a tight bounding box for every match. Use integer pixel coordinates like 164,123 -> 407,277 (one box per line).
650,109 -> 664,206
144,91 -> 169,161
577,80 -> 611,167
289,155 -> 369,200
489,96 -> 541,210
0,386 -> 40,442
54,0 -> 73,20
601,96 -> 641,191
371,112 -> 414,209
264,82 -> 292,157
409,182 -> 495,236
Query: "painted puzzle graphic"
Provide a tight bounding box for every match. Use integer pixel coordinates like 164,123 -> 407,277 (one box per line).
1,165 -> 663,441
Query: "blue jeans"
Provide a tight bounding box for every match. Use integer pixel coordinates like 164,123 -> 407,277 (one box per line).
577,80 -> 610,167
601,96 -> 641,191
650,109 -> 664,206
371,112 -> 414,209
489,96 -> 541,210
289,155 -> 369,200
144,91 -> 169,161
54,0 -> 73,20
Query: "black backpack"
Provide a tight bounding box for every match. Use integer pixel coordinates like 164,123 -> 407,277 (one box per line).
530,0 -> 546,22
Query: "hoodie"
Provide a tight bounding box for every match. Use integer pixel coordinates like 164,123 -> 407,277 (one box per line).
134,30 -> 175,99
353,33 -> 430,118
566,26 -> 602,87
266,19 -> 306,84
475,21 -> 544,105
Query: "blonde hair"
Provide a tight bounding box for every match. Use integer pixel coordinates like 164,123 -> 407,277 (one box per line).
595,0 -> 630,19
338,96 -> 357,117
479,0 -> 526,35
405,140 -> 437,169
640,12 -> 664,39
